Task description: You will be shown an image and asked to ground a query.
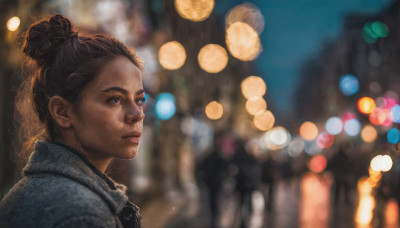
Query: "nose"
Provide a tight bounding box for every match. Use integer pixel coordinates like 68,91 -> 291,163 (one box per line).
126,104 -> 145,123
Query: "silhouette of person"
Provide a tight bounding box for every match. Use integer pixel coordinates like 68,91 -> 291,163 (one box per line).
196,134 -> 235,228
233,138 -> 262,228
327,141 -> 355,206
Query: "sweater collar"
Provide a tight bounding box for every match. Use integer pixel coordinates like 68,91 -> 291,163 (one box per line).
23,141 -> 128,214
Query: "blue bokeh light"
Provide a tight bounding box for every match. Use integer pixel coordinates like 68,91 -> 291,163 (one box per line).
339,74 -> 359,96
144,94 -> 150,104
155,93 -> 176,120
387,128 -> 400,144
391,105 -> 400,124
344,119 -> 361,136
325,116 -> 343,135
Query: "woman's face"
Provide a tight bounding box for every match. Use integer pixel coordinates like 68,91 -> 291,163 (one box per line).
69,56 -> 145,162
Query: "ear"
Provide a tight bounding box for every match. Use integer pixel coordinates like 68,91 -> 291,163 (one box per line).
48,96 -> 74,128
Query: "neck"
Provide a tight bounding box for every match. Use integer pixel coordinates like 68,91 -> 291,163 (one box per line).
86,158 -> 112,173
53,137 -> 111,173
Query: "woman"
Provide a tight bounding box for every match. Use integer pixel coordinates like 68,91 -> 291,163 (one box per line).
0,14 -> 144,228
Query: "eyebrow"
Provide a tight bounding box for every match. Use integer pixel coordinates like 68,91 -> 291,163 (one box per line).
102,87 -> 145,96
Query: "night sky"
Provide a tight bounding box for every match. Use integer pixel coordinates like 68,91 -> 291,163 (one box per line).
215,0 -> 393,116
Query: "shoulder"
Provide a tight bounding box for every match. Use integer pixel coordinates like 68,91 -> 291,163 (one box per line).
0,174 -> 117,228
53,215 -> 113,228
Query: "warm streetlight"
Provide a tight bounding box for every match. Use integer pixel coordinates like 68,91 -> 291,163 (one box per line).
299,121 -> 318,141
198,44 -> 228,73
253,110 -> 275,131
240,76 -> 266,99
226,22 -> 261,61
245,97 -> 267,115
358,97 -> 376,114
361,124 -> 377,143
158,41 -> 186,70
225,2 -> 265,34
175,0 -> 215,22
205,101 -> 223,120
7,16 -> 20,31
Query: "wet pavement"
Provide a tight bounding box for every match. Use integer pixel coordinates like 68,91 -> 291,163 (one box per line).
140,172 -> 399,228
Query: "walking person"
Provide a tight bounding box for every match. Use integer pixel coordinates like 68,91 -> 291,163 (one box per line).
233,139 -> 262,228
0,14 -> 144,227
196,134 -> 235,228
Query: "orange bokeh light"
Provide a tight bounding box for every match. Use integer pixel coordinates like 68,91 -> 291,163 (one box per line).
299,121 -> 318,141
358,97 -> 376,114
253,110 -> 275,131
205,101 -> 224,120
361,124 -> 378,143
245,97 -> 267,115
240,76 -> 267,99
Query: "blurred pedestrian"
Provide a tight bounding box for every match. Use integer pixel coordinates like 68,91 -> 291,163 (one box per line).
233,138 -> 262,228
261,153 -> 278,213
327,141 -> 355,206
196,134 -> 235,228
0,15 -> 144,227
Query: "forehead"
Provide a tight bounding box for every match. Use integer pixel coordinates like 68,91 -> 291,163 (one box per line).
89,56 -> 143,91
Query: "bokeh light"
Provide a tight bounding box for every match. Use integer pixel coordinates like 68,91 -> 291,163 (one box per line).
369,108 -> 393,126
391,105 -> 400,123
198,44 -> 228,73
371,155 -> 393,172
288,137 -> 305,157
342,112 -> 356,124
158,41 -> 186,70
304,141 -> 323,155
7,16 -> 20,31
358,97 -> 376,114
240,76 -> 267,99
339,74 -> 359,96
299,121 -> 318,141
325,116 -> 343,135
363,22 -> 378,43
371,21 -> 389,38
362,21 -> 389,44
383,96 -> 398,109
316,132 -> 334,149
225,2 -> 265,34
260,126 -> 291,151
226,22 -> 262,61
361,125 -> 378,143
205,101 -> 224,120
355,177 -> 376,226
387,128 -> 400,144
245,97 -> 267,115
308,155 -> 327,173
253,110 -> 275,131
375,96 -> 386,108
155,93 -> 176,120
384,200 -> 399,227
174,0 -> 215,22
344,119 -> 361,136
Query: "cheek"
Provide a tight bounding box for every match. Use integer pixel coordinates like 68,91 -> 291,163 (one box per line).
77,108 -> 122,137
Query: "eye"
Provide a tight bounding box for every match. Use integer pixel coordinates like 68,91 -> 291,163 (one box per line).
108,96 -> 121,104
136,97 -> 146,106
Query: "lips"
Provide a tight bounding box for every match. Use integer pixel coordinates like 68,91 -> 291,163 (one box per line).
122,132 -> 142,144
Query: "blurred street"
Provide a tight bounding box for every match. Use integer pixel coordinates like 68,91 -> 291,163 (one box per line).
140,172 -> 399,228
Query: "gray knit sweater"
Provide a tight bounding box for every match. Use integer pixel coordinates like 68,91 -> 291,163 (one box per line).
0,142 -> 141,228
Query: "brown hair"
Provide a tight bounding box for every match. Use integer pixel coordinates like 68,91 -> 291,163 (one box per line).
15,14 -> 143,168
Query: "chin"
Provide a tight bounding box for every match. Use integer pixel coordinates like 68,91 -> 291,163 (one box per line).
121,149 -> 139,159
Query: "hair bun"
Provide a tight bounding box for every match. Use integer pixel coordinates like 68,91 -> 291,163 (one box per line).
23,14 -> 77,63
